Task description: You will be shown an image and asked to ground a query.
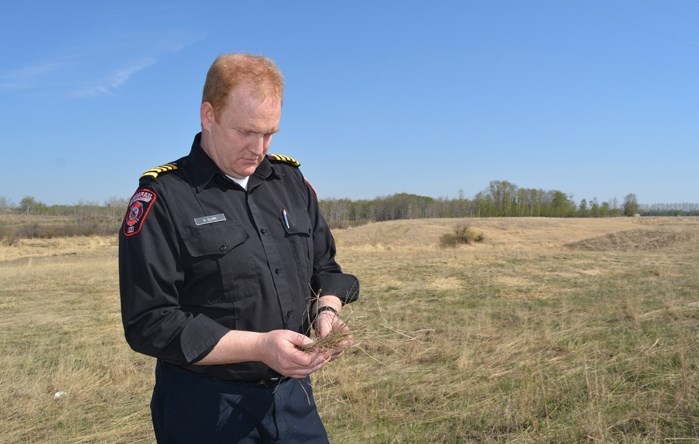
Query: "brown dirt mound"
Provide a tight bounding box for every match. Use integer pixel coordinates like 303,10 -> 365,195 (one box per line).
565,228 -> 694,252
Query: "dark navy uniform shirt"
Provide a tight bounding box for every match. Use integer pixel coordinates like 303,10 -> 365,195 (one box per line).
119,133 -> 359,381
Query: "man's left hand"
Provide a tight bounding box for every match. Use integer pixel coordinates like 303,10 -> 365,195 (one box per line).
315,296 -> 353,359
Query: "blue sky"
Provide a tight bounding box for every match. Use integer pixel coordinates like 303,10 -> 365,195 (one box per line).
1,1 -> 697,206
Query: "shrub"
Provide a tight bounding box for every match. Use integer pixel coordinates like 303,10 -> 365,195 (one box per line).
0,227 -> 20,246
439,224 -> 484,248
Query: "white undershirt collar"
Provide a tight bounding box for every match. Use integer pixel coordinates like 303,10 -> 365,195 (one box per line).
226,175 -> 250,190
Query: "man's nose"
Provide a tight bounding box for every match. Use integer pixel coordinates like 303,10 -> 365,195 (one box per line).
249,133 -> 272,153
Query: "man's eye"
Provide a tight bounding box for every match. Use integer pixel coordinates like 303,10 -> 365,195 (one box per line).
233,128 -> 251,136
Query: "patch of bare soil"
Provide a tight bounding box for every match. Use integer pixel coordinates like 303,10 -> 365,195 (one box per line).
564,229 -> 695,252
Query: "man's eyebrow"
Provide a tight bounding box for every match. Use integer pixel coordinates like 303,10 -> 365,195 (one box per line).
258,127 -> 279,136
233,126 -> 279,135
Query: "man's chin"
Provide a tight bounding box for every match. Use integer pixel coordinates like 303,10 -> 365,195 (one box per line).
230,166 -> 257,178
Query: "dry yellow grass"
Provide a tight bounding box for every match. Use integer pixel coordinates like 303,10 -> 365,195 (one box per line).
0,235 -> 152,443
320,217 -> 699,442
1,217 -> 698,442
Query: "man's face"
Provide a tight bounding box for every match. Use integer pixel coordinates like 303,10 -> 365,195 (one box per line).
200,84 -> 282,179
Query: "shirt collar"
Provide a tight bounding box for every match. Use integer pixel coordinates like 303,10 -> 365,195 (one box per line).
186,133 -> 282,193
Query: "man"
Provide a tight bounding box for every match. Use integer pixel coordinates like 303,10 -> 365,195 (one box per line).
119,53 -> 359,443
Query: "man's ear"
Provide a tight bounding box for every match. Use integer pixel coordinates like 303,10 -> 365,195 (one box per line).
200,102 -> 214,131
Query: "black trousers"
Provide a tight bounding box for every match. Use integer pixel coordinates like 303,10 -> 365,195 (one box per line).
150,362 -> 329,443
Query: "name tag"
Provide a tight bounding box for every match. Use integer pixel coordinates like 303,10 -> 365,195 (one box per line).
194,214 -> 227,226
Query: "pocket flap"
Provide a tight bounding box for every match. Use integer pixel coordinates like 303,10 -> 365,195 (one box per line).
282,208 -> 312,236
183,222 -> 249,257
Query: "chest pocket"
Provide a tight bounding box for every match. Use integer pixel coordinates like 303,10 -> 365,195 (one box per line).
281,207 -> 313,285
181,221 -> 259,305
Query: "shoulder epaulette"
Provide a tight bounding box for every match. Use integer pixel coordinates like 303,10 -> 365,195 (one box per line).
267,153 -> 300,167
140,162 -> 178,180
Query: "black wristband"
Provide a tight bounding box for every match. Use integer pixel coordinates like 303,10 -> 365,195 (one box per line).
312,305 -> 340,327
316,305 -> 339,317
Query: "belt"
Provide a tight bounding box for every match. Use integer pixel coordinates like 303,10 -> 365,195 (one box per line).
255,375 -> 291,388
158,361 -> 291,387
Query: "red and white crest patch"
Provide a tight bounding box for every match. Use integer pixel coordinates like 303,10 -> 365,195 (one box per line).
123,189 -> 157,237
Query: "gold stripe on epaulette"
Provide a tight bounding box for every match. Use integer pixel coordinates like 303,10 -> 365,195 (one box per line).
141,162 -> 178,179
267,153 -> 300,167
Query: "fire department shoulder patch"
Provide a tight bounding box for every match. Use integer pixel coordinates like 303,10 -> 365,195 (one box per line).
123,189 -> 157,237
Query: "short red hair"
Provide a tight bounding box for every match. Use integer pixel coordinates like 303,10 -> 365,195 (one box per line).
202,53 -> 284,121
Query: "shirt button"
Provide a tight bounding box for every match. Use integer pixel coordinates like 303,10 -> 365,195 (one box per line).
219,245 -> 227,252
274,268 -> 280,275
260,228 -> 267,234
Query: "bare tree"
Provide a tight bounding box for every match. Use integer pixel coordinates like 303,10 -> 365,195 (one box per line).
623,193 -> 639,217
0,196 -> 13,213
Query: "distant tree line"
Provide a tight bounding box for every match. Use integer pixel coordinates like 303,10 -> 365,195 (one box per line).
0,196 -> 127,243
0,195 -> 128,218
0,181 -> 697,241
318,181 -> 668,226
639,203 -> 699,216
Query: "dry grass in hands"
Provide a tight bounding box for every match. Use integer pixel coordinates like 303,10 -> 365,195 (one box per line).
297,297 -> 354,353
296,327 -> 353,353
296,286 -> 358,354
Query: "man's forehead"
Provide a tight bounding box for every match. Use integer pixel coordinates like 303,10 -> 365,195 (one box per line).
231,80 -> 282,102
228,87 -> 281,111
224,101 -> 280,132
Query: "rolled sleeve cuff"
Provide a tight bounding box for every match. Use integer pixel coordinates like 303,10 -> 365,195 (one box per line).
315,273 -> 359,304
180,314 -> 230,364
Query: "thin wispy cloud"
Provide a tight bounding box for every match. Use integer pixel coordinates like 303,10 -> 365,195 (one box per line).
0,28 -> 205,99
71,57 -> 158,98
0,56 -> 78,91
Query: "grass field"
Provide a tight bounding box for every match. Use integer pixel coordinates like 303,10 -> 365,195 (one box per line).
1,217 -> 697,443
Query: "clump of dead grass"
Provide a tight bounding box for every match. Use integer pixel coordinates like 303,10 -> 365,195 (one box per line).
439,223 -> 485,248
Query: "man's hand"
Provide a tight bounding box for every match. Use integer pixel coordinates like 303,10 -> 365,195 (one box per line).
194,329 -> 330,378
314,296 -> 353,359
258,330 -> 332,378
194,294 -> 352,375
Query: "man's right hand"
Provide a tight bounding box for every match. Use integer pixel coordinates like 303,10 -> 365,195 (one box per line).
195,329 -> 332,378
258,330 -> 333,378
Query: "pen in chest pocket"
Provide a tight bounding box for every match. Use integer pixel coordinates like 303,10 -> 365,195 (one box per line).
281,208 -> 290,229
